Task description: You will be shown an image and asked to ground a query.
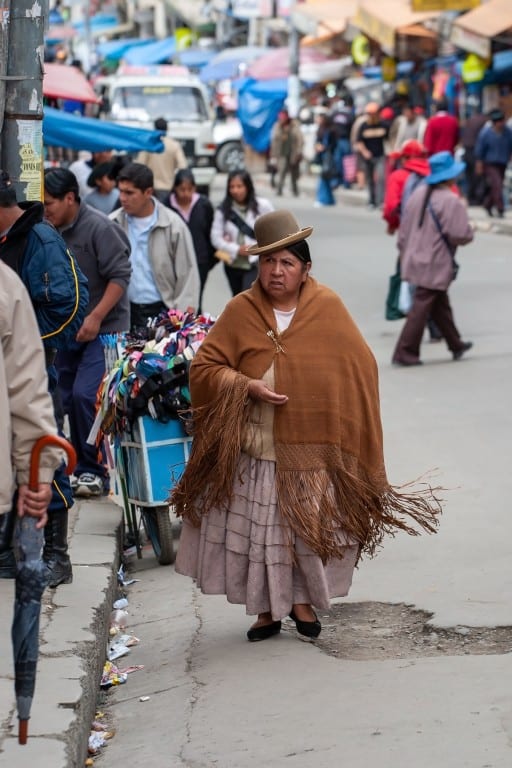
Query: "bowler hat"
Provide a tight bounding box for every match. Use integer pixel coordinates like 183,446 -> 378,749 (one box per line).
247,210 -> 313,256
425,151 -> 465,185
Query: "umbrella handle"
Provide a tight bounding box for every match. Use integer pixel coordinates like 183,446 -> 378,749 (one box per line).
29,435 -> 77,492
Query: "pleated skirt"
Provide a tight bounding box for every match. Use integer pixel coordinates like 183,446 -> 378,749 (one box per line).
175,452 -> 359,621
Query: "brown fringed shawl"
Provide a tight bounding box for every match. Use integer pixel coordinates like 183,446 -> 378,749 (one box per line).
171,277 -> 441,560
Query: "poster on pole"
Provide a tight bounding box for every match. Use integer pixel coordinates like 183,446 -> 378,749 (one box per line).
17,120 -> 44,201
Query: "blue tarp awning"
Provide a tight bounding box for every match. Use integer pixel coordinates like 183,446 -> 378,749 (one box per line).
72,13 -> 119,33
43,107 -> 164,153
96,38 -> 156,62
177,48 -> 217,70
237,78 -> 287,154
124,36 -> 176,65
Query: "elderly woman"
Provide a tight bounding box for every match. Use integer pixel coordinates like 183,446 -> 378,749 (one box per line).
172,210 -> 440,642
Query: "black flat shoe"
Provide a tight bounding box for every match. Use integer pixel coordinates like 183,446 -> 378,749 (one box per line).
453,341 -> 473,361
289,609 -> 322,638
247,620 -> 281,642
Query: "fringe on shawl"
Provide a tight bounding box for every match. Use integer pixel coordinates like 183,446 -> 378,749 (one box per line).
169,375 -> 251,524
275,459 -> 442,563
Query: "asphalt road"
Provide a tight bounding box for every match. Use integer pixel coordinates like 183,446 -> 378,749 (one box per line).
102,188 -> 512,767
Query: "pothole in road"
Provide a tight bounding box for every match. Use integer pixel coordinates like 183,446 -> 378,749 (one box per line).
285,602 -> 512,660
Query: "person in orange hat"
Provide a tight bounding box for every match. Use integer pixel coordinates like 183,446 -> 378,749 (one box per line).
355,102 -> 389,208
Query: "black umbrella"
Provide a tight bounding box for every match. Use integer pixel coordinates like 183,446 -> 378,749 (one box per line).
13,435 -> 76,745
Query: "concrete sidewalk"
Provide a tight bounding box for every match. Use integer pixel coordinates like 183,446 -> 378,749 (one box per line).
0,498 -> 122,767
252,169 -> 512,236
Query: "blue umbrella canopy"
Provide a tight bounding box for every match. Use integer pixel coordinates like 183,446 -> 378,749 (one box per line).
176,47 -> 217,71
199,46 -> 268,84
96,37 -> 156,62
43,107 -> 164,153
123,36 -> 176,65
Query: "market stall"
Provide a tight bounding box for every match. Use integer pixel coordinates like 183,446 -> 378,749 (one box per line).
93,309 -> 215,564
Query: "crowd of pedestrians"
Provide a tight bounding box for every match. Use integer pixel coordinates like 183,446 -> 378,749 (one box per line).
289,95 -> 512,219
2,92 -> 509,591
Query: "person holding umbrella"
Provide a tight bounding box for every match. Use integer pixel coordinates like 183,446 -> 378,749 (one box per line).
0,260 -> 62,535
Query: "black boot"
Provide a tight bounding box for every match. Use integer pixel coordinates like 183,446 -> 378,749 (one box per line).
43,510 -> 72,587
0,509 -> 16,579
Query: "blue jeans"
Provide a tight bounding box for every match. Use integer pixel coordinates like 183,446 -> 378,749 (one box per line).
316,176 -> 336,205
56,337 -> 109,484
334,138 -> 352,189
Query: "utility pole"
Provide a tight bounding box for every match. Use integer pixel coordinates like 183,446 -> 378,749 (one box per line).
0,0 -> 46,202
287,23 -> 300,119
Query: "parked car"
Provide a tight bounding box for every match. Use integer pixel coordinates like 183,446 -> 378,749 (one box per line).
213,116 -> 245,173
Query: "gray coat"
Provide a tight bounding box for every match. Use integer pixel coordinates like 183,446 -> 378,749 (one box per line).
399,186 -> 474,291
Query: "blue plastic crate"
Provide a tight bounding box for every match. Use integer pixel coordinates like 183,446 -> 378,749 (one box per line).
121,416 -> 192,504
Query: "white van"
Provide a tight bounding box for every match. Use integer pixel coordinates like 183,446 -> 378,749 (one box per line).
95,65 -> 217,193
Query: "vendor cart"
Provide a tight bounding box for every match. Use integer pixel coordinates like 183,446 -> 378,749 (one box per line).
117,415 -> 192,565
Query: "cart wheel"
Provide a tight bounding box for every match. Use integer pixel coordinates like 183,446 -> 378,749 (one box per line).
142,506 -> 175,565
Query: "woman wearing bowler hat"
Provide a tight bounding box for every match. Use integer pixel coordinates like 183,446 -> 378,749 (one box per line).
392,151 -> 474,366
172,210 -> 441,643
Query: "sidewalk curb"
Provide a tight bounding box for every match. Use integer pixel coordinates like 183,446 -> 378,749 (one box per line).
0,498 -> 122,767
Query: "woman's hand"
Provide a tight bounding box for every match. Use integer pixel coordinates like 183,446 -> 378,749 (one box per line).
248,379 -> 288,405
238,244 -> 251,259
16,483 -> 52,529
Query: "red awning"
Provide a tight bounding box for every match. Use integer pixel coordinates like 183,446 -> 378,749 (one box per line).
43,63 -> 100,104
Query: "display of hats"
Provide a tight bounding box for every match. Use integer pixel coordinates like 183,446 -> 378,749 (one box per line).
92,309 -> 216,441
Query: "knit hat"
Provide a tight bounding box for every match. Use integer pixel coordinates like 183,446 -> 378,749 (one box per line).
247,210 -> 313,256
401,140 -> 427,158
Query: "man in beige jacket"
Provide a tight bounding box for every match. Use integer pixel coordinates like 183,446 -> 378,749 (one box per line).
110,162 -> 199,331
0,262 -> 62,569
136,117 -> 188,204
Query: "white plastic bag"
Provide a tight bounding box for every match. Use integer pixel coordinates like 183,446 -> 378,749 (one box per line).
398,280 -> 413,315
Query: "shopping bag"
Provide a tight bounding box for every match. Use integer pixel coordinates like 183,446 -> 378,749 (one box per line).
342,154 -> 357,184
385,269 -> 405,321
398,280 -> 413,315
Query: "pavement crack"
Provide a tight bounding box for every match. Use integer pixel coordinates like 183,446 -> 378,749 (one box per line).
180,586 -> 204,763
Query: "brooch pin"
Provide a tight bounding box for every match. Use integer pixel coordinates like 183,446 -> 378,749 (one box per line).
266,329 -> 285,353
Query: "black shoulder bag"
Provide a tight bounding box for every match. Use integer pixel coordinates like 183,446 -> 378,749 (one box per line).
228,209 -> 255,239
428,202 -> 459,280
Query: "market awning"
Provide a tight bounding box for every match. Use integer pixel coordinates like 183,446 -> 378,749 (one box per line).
96,37 -> 156,62
43,64 -> 100,104
353,0 -> 439,55
43,107 -> 165,153
123,36 -> 177,66
451,0 -> 512,59
291,0 -> 357,41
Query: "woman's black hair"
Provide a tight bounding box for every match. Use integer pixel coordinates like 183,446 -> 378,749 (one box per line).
172,168 -> 196,191
219,169 -> 259,218
287,239 -> 311,264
